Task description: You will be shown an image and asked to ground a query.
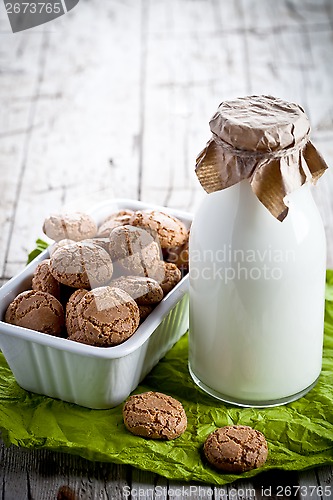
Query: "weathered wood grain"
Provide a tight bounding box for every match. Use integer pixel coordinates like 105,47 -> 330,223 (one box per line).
0,23 -> 45,279
131,468 -> 168,499
0,442 -> 134,500
2,0 -> 144,278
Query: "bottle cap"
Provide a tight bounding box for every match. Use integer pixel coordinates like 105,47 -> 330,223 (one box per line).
195,95 -> 328,220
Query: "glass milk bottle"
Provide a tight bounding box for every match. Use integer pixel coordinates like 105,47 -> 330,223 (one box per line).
189,95 -> 328,407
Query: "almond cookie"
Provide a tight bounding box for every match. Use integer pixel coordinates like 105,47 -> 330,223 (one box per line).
76,286 -> 140,347
32,259 -> 61,300
66,289 -> 88,338
129,210 -> 188,249
49,242 -> 113,289
203,425 -> 268,473
43,212 -> 97,242
166,232 -> 189,272
5,290 -> 64,336
123,391 -> 187,440
138,304 -> 154,322
97,209 -> 134,238
49,239 -> 75,257
109,225 -> 161,278
159,262 -> 182,296
109,276 -> 163,305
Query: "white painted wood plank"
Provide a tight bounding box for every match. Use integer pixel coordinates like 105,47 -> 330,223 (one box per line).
311,144 -> 333,268
141,0 -> 250,212
241,0 -> 331,30
240,0 -> 277,30
245,28 -> 308,102
3,0 -> 143,277
243,0 -> 333,127
0,29 -> 45,277
243,2 -> 333,269
147,0 -> 247,36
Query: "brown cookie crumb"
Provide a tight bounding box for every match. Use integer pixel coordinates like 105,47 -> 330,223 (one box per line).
76,286 -> 140,347
203,425 -> 268,473
123,391 -> 187,440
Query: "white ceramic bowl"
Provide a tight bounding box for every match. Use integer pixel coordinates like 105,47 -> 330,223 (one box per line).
0,199 -> 191,409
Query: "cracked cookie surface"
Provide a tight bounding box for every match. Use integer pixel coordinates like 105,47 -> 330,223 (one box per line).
32,259 -> 61,300
109,225 -> 161,278
76,286 -> 140,346
123,391 -> 187,440
5,290 -> 64,336
203,425 -> 268,473
66,289 -> 88,338
97,210 -> 134,237
43,212 -> 97,242
109,276 -> 163,305
129,210 -> 188,249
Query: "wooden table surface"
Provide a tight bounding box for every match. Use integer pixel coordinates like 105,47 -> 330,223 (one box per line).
1,0 -> 333,498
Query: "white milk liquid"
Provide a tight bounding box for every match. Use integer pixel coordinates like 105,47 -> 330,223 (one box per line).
189,180 -> 326,405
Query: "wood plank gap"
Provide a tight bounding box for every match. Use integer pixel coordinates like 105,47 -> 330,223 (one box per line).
298,24 -> 312,122
146,23 -> 332,40
162,154 -> 174,208
26,470 -> 33,500
316,465 -> 333,497
137,0 -> 149,201
1,30 -> 49,278
315,469 -> 324,500
0,124 -> 42,138
325,0 -> 333,30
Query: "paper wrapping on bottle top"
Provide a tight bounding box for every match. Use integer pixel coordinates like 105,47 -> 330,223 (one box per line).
195,95 -> 328,221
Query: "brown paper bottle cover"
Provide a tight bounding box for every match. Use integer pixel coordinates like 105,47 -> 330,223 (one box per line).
195,95 -> 328,221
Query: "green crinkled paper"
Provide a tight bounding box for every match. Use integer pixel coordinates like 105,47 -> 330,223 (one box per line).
0,273 -> 333,485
